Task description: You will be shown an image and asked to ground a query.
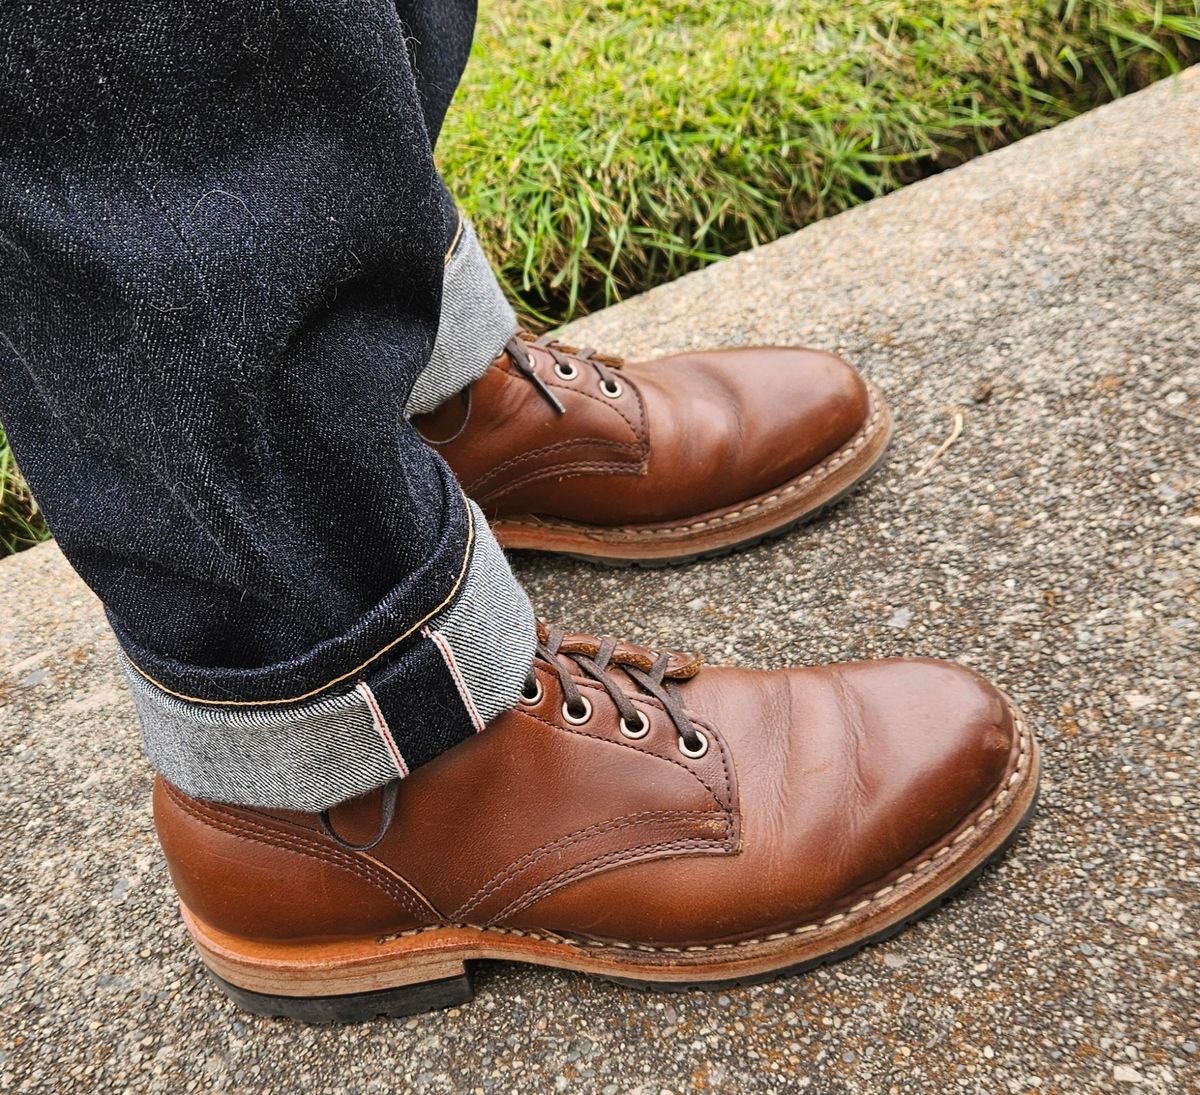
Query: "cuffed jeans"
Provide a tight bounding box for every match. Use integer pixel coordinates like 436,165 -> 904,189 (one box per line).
0,1 -> 532,809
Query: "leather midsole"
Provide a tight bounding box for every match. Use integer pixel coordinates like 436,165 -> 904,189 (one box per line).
181,708 -> 1037,999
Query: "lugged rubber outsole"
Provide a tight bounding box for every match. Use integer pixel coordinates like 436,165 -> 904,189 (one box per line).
208,969 -> 476,1024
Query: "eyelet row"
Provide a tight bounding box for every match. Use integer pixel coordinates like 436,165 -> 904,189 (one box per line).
551,360 -> 623,400
519,677 -> 707,759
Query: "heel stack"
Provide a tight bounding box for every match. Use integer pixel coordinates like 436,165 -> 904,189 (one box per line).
206,966 -> 475,1023
181,903 -> 478,1023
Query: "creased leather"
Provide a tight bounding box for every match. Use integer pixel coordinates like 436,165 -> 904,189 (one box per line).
155,651 -> 1016,948
414,344 -> 870,526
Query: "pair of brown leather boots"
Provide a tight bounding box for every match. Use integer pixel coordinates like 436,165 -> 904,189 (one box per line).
156,333 -> 1039,1021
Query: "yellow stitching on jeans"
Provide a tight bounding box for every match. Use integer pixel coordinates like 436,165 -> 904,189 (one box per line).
125,496 -> 476,707
444,213 -> 464,265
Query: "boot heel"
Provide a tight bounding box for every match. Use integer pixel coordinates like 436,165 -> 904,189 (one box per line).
205,966 -> 475,1024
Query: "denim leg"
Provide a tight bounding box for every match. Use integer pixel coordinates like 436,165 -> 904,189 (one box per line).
392,0 -> 519,415
0,0 -> 534,809
406,214 -> 518,415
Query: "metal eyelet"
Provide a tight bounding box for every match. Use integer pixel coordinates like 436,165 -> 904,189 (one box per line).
619,710 -> 650,740
520,676 -> 543,706
599,377 -> 623,399
554,360 -> 579,381
561,695 -> 593,725
677,730 -> 709,759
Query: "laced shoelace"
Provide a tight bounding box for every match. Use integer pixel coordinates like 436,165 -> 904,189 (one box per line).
419,331 -> 626,446
529,625 -> 706,757
319,626 -> 706,853
504,332 -> 625,415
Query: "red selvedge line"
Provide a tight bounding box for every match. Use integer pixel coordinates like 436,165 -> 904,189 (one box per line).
355,681 -> 409,777
422,626 -> 485,733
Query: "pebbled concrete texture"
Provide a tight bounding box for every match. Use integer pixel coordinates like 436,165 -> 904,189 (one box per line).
1,70 -> 1198,1094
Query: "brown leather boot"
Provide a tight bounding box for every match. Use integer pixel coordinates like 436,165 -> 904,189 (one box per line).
154,626 -> 1038,1022
413,332 -> 893,565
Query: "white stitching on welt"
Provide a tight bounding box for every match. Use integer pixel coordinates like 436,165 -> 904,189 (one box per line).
504,383 -> 887,539
356,681 -> 409,778
362,713 -> 1033,956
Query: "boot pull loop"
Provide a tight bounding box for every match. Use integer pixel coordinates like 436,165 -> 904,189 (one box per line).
420,388 -> 473,447
319,779 -> 400,852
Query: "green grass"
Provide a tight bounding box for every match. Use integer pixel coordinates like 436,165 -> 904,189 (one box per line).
0,421 -> 48,557
441,0 -> 1200,321
3,1 -> 1199,558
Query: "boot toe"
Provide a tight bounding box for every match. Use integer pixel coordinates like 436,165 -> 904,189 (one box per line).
717,346 -> 871,479
754,346 -> 873,466
468,656 -> 1024,947
824,658 -> 1018,874
639,346 -> 874,501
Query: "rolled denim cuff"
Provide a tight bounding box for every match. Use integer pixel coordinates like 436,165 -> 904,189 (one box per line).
120,500 -> 535,810
406,215 -> 517,416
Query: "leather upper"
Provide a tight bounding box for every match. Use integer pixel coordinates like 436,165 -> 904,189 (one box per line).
413,341 -> 871,525
155,648 -> 1017,948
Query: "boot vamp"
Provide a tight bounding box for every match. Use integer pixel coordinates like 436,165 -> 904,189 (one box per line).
493,347 -> 870,525
502,658 -> 1015,944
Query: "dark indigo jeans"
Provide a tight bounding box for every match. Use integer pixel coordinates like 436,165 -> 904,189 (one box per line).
0,1 -> 534,809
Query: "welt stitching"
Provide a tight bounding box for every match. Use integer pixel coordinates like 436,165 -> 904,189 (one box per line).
454,810 -> 721,919
165,784 -> 427,922
488,835 -> 729,925
501,384 -> 884,538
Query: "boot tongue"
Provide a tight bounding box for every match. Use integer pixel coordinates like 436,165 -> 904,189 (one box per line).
536,621 -> 704,680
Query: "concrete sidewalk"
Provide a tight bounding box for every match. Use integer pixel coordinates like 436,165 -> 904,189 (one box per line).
2,71 -> 1197,1094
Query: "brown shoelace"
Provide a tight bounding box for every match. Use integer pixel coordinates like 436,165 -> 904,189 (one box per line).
419,332 -> 626,446
320,625 -> 706,853
504,332 -> 625,415
529,625 -> 705,756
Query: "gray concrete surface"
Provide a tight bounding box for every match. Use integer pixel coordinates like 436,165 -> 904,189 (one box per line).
2,70 -> 1198,1094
